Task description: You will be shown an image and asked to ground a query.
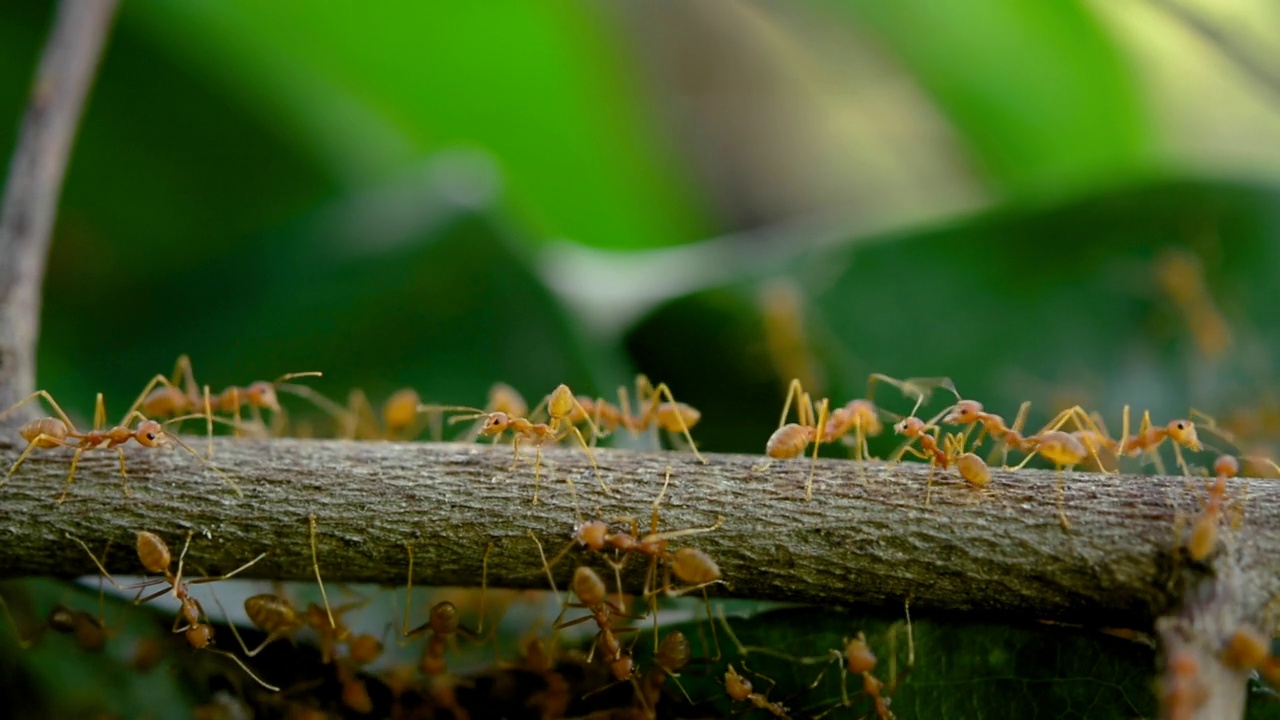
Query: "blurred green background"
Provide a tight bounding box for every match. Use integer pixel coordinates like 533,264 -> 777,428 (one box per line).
4,0 -> 1280,717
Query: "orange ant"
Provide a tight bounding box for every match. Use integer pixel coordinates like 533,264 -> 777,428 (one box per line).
550,468 -> 722,645
0,595 -> 107,652
558,565 -> 646,710
724,664 -> 791,719
125,354 -> 336,455
401,542 -> 480,678
425,384 -> 605,501
559,375 -> 707,463
0,390 -> 241,502
638,630 -> 693,711
69,529 -> 276,690
342,387 -> 426,440
763,379 -> 832,501
1117,406 -> 1202,476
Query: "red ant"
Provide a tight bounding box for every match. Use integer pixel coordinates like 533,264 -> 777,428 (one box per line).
762,379 -> 832,501
126,354 -> 337,455
401,541 -> 480,678
426,384 -> 605,501
637,630 -> 693,712
342,387 -> 426,440
0,390 -> 240,502
1117,406 -> 1202,476
724,664 -> 791,719
69,529 -> 276,690
560,375 -> 707,463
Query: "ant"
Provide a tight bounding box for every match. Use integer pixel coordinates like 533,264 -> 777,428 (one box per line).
125,354 -> 336,456
401,542 -> 479,677
342,387 -> 427,440
556,566 -> 644,692
724,664 -> 791,719
69,529 -> 276,690
425,384 -> 605,501
1116,406 -> 1202,476
888,413 -> 981,504
763,378 -> 832,501
560,375 -> 707,463
637,630 -> 693,712
0,389 -> 241,502
0,595 -> 107,653
549,468 -> 723,649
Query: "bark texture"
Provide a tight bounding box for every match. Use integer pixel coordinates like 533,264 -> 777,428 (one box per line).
0,0 -> 118,416
0,437 -> 1274,627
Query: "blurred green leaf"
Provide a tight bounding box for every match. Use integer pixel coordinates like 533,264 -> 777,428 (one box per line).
627,180 -> 1280,460
825,0 -> 1151,197
125,0 -> 712,250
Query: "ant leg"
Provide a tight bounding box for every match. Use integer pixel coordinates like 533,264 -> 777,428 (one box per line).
165,433 -> 243,497
532,443 -> 543,504
777,379 -> 807,429
806,399 -> 831,501
66,532 -> 132,592
556,425 -> 606,494
121,375 -> 187,425
202,386 -> 213,459
309,515 -> 335,630
1056,466 -> 1070,530
1,390 -> 76,429
4,434 -> 75,488
92,394 -> 106,431
648,382 -> 707,464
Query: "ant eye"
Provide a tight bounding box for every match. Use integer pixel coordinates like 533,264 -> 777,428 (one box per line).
146,433 -> 157,441
1176,422 -> 1185,430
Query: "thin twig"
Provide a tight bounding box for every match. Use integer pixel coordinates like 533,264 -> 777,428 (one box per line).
0,0 -> 120,416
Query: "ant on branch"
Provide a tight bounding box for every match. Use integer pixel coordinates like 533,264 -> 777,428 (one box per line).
126,354 -> 340,456
0,390 -> 240,502
342,387 -> 427,440
561,375 -> 707,463
69,529 -> 276,690
424,383 -> 605,501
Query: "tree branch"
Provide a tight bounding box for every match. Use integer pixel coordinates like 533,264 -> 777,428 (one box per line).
0,0 -> 119,414
0,438 -> 1275,627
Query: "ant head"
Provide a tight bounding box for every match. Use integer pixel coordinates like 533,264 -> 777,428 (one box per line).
943,400 -> 983,424
1213,454 -> 1239,479
894,417 -> 923,437
185,623 -> 214,650
1168,420 -> 1202,451
429,601 -> 460,635
574,520 -> 609,551
548,384 -> 575,419
134,420 -> 166,447
246,381 -> 281,412
481,412 -> 510,434
724,664 -> 752,699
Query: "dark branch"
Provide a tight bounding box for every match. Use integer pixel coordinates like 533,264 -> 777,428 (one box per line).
0,0 -> 119,414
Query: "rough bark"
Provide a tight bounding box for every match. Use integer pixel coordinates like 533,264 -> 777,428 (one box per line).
0,0 -> 119,416
0,437 -> 1274,623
